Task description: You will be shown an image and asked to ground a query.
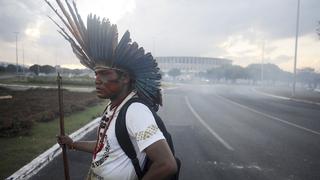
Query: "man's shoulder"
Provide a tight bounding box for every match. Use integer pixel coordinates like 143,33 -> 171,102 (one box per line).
126,101 -> 151,114
122,100 -> 155,123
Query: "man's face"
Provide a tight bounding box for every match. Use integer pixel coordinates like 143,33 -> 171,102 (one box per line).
94,68 -> 123,99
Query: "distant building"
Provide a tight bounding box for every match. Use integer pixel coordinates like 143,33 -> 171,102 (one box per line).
155,56 -> 232,73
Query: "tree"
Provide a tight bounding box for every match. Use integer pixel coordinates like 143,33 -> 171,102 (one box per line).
206,67 -> 224,81
245,63 -> 290,85
0,66 -> 5,73
205,65 -> 248,83
223,65 -> 247,82
263,63 -> 283,84
72,69 -> 82,75
29,64 -> 41,75
41,65 -> 55,74
6,64 -> 17,73
167,68 -> 181,78
297,67 -> 317,88
246,64 -> 260,82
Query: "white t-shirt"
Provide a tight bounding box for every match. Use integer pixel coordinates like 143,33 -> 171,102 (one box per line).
89,92 -> 165,180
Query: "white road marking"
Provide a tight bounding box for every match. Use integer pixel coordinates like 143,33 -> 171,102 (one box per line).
251,88 -> 290,100
184,96 -> 234,151
251,87 -> 320,106
217,95 -> 320,136
0,95 -> 12,100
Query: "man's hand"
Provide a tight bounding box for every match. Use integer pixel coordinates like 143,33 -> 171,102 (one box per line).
57,135 -> 74,149
57,135 -> 96,153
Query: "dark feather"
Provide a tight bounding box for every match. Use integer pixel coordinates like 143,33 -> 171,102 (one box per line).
46,0 -> 162,107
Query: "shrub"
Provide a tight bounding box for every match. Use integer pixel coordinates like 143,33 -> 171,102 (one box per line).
36,111 -> 57,122
70,104 -> 85,112
86,99 -> 99,106
0,88 -> 101,137
0,116 -> 33,137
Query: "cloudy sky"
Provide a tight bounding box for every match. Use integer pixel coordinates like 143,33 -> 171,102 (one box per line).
0,0 -> 319,71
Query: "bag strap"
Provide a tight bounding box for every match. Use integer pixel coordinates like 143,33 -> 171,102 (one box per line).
115,97 -> 145,179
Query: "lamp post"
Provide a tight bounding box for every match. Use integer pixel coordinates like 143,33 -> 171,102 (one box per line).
14,32 -> 19,75
152,37 -> 156,57
292,0 -> 300,97
261,41 -> 265,86
22,43 -> 25,74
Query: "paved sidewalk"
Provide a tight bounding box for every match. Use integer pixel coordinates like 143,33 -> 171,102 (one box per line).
255,86 -> 320,105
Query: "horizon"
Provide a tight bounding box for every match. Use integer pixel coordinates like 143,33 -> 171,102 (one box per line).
1,58 -> 318,73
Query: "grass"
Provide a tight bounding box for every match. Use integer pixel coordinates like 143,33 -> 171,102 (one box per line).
0,75 -> 95,87
0,103 -> 106,179
1,75 -> 172,89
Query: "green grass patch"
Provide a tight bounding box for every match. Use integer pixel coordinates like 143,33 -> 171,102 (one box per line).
0,103 -> 106,179
0,75 -> 95,86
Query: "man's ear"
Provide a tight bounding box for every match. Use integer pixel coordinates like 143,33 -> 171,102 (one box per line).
121,72 -> 130,84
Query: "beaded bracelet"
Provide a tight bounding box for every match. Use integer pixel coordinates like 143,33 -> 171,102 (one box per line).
70,142 -> 76,150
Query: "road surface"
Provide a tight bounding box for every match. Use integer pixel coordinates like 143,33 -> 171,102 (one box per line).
29,84 -> 320,180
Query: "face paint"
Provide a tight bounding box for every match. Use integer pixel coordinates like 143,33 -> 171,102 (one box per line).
98,75 -> 120,84
95,69 -> 122,84
94,69 -> 126,99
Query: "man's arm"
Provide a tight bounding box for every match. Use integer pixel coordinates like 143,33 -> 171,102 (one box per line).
57,135 -> 96,153
142,139 -> 177,180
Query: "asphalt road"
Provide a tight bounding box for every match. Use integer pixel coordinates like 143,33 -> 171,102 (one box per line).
29,84 -> 320,180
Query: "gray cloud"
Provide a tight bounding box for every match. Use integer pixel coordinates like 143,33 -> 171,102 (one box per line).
0,0 -> 319,69
116,0 -> 320,57
0,0 -> 46,42
273,55 -> 293,64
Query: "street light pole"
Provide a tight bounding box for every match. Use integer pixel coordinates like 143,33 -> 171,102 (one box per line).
292,0 -> 300,97
152,37 -> 156,57
14,32 -> 19,75
22,44 -> 25,74
261,41 -> 265,86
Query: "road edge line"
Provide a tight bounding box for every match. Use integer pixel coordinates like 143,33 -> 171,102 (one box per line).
217,95 -> 320,136
252,88 -> 320,106
184,96 -> 234,151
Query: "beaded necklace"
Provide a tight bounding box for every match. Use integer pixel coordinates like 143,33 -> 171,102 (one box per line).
93,105 -> 119,159
92,92 -> 133,159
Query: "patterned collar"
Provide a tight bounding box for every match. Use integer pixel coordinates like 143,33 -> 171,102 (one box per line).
105,91 -> 137,115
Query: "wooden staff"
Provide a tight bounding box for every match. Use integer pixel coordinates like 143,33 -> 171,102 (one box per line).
57,73 -> 70,180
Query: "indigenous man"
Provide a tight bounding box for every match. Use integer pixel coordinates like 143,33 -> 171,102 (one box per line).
46,1 -> 178,179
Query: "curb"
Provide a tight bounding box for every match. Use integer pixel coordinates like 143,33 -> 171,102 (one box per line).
6,117 -> 101,180
252,88 -> 320,106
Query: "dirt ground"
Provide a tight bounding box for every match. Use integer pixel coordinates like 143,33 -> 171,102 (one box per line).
0,87 -> 102,136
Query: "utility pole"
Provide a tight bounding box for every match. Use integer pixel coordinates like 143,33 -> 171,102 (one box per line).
37,56 -> 40,75
292,0 -> 300,97
14,32 -> 19,75
22,44 -> 25,74
152,37 -> 156,57
261,41 -> 265,86
55,48 -> 59,74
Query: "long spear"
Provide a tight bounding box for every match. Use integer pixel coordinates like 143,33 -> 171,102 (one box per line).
57,72 -> 70,180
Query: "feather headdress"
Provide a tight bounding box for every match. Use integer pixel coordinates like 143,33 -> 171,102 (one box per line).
45,0 -> 162,109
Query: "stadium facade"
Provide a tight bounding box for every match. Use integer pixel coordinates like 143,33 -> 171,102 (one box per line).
155,56 -> 232,73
